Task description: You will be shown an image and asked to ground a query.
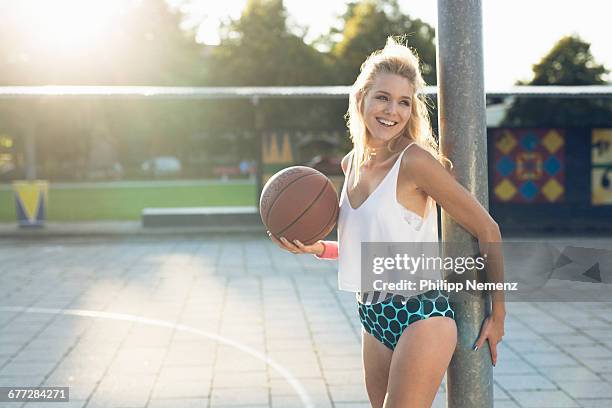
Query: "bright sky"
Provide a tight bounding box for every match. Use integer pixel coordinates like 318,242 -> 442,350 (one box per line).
175,0 -> 612,88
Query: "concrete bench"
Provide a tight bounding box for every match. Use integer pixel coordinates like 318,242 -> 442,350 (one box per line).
142,206 -> 261,228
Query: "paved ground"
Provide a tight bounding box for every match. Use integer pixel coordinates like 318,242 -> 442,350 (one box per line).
1,235 -> 612,408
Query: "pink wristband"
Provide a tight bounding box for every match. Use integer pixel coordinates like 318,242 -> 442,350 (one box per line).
315,240 -> 338,260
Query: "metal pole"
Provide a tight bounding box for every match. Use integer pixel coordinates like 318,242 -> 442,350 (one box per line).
252,96 -> 264,203
436,1 -> 493,407
24,120 -> 36,181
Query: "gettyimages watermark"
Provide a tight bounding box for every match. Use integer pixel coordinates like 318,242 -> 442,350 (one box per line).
360,241 -> 612,302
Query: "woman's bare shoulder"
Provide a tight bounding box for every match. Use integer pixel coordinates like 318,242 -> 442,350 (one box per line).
401,143 -> 438,169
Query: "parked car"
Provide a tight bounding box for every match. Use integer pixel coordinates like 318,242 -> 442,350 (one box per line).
303,155 -> 343,176
141,156 -> 181,176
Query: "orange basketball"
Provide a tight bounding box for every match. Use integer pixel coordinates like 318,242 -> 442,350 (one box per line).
260,166 -> 339,245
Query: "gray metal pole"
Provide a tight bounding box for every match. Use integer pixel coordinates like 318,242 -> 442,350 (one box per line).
436,1 -> 493,407
252,96 -> 265,203
24,122 -> 36,181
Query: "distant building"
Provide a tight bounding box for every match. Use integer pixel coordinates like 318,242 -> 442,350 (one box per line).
486,97 -> 514,127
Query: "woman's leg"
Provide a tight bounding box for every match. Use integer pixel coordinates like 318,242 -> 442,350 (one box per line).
383,316 -> 457,408
362,329 -> 393,408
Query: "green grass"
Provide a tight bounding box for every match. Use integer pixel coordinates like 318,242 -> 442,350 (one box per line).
0,182 -> 257,222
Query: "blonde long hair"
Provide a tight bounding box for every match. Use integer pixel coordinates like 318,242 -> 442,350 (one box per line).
345,36 -> 444,187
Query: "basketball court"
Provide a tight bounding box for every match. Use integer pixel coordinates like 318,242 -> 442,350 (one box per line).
1,234 -> 612,407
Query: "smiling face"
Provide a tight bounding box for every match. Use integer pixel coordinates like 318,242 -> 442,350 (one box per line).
361,72 -> 415,146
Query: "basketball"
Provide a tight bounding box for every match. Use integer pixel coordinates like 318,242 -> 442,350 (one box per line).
260,166 -> 339,245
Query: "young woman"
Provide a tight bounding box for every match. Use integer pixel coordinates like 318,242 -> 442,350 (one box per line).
269,37 -> 505,408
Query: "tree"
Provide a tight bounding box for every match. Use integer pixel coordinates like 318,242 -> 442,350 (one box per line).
200,0 -> 343,163
502,35 -> 611,127
329,0 -> 437,85
205,0 -> 332,86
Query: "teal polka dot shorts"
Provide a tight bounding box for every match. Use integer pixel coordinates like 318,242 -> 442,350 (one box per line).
358,289 -> 455,350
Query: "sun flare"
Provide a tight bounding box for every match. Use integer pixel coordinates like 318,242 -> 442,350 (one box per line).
14,0 -> 129,54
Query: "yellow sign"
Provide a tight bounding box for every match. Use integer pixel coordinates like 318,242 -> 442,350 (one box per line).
13,181 -> 49,226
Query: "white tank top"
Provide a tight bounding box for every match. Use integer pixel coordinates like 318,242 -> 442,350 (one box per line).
337,142 -> 439,303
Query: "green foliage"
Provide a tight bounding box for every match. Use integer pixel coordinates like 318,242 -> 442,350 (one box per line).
329,0 -> 437,85
205,0 -> 331,86
502,35 -> 612,127
529,35 -> 608,86
201,0 -> 343,157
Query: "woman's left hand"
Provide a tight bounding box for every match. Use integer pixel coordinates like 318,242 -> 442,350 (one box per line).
473,313 -> 505,366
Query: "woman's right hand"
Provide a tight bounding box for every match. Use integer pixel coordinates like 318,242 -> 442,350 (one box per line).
267,231 -> 324,256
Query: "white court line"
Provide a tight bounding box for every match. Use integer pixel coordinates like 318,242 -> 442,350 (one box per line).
0,306 -> 315,408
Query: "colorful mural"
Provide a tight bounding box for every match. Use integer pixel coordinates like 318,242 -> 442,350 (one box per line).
591,129 -> 612,205
492,129 -> 566,203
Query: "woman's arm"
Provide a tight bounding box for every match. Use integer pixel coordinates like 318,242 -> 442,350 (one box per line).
403,146 -> 505,314
404,146 -> 505,365
267,152 -> 349,260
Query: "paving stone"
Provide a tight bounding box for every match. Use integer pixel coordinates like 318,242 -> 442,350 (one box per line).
531,323 -> 577,335
511,390 -> 579,407
493,359 -> 537,375
106,346 -> 166,374
23,400 -> 87,408
548,334 -> 597,347
215,357 -> 267,373
157,366 -> 214,383
209,386 -> 268,406
333,402 -> 370,408
328,384 -> 369,403
122,327 -> 173,347
271,395 -> 332,408
316,344 -> 361,358
267,351 -> 319,368
565,345 -> 612,359
151,379 -> 211,399
148,398 -> 209,408
0,361 -> 56,377
10,347 -> 69,364
164,345 -> 216,367
0,374 -> 43,387
526,352 -> 580,367
576,399 -> 612,407
506,340 -> 560,354
319,355 -> 362,371
269,378 -> 327,398
542,366 -> 601,382
491,401 -> 521,408
265,339 -> 314,351
580,358 -> 612,373
267,363 -> 322,379
494,384 -> 512,400
212,372 -> 268,388
496,374 -> 558,391
320,369 -> 364,386
556,380 -> 612,399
